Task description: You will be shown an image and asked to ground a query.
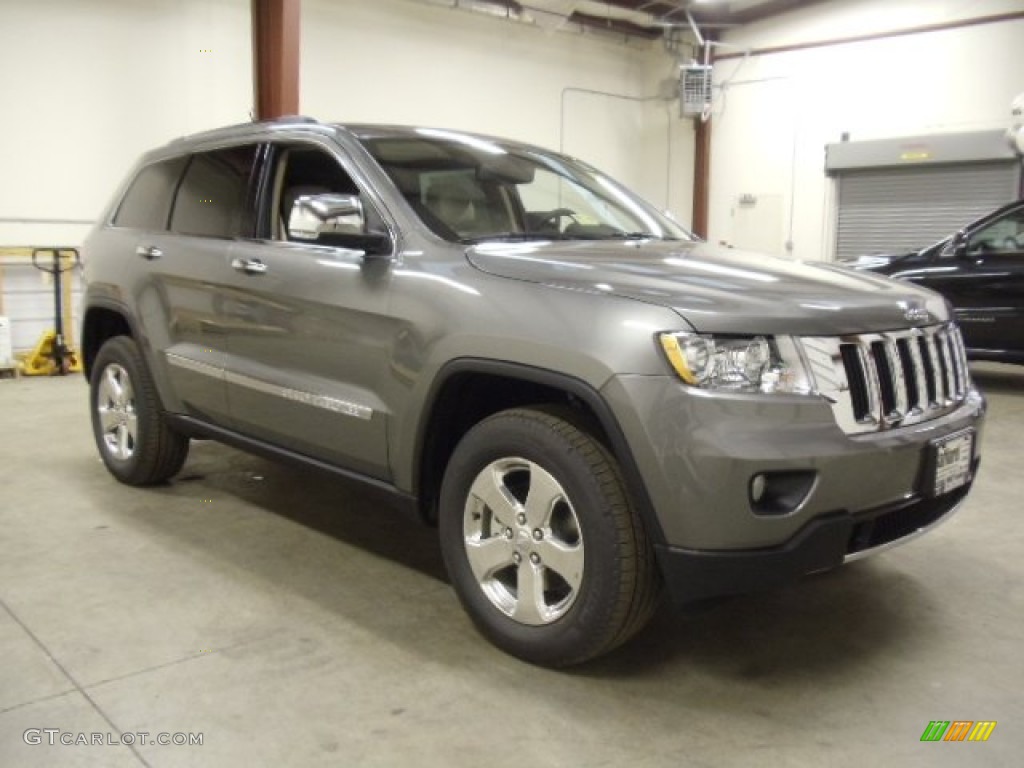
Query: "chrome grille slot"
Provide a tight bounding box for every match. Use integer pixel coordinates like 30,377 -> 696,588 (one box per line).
895,338 -> 920,415
840,344 -> 869,422
916,335 -> 936,405
871,340 -> 897,420
801,323 -> 970,435
937,330 -> 956,403
926,333 -> 947,403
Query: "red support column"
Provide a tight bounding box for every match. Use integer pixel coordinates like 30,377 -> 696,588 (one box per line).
692,115 -> 711,240
252,0 -> 300,119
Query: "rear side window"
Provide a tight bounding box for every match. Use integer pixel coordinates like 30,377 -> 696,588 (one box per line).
112,157 -> 187,230
170,146 -> 258,239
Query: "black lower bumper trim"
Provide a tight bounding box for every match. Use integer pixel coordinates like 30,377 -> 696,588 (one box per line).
656,487 -> 970,605
655,513 -> 852,605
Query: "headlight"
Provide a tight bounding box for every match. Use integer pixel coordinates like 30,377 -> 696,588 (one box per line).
658,332 -> 814,394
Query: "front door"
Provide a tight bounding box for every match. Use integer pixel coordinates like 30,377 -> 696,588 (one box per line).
220,140 -> 396,479
920,207 -> 1024,357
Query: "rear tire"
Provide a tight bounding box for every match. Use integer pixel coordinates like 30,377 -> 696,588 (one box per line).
90,336 -> 189,486
439,407 -> 661,666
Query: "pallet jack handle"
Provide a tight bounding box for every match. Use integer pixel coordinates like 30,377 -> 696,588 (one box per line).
31,247 -> 81,375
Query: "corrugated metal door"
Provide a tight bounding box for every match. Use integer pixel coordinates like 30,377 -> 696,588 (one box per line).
836,163 -> 1020,259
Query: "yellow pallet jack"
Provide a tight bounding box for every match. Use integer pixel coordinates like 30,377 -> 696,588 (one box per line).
20,248 -> 82,376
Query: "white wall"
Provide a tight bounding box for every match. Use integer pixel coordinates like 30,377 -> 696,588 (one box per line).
300,0 -> 694,222
0,0 -> 692,353
707,0 -> 1024,260
0,0 -> 253,246
0,0 -> 694,243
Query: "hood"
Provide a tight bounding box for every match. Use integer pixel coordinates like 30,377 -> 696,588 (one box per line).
841,253 -> 905,270
466,239 -> 949,335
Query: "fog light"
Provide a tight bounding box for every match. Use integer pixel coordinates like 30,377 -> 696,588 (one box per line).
750,474 -> 767,504
749,470 -> 817,516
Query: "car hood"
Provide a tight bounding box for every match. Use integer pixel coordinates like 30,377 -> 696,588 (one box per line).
466,239 -> 950,335
841,253 -> 905,270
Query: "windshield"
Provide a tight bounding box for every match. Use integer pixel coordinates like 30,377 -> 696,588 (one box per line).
358,128 -> 694,244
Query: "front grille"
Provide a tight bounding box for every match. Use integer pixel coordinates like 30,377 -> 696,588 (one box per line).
801,323 -> 970,434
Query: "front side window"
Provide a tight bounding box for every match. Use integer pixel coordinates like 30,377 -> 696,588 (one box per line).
266,144 -> 361,241
359,130 -> 693,245
968,208 -> 1024,254
112,156 -> 187,231
170,145 -> 258,239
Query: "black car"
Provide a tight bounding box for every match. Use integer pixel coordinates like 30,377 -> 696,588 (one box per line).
847,199 -> 1024,364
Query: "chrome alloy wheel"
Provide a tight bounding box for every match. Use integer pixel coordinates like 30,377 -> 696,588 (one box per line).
463,457 -> 584,625
95,363 -> 137,461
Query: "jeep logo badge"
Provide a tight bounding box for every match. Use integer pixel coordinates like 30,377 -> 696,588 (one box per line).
903,302 -> 930,324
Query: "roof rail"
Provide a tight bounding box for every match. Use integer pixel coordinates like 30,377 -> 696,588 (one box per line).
270,115 -> 319,124
167,115 -> 324,146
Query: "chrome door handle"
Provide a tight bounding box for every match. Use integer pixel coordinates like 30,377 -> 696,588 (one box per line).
135,245 -> 162,260
230,257 -> 268,275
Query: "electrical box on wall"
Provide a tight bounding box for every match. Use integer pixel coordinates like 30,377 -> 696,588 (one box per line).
679,64 -> 711,118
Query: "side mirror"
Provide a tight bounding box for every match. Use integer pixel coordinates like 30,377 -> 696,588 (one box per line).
951,229 -> 969,258
288,193 -> 366,240
287,193 -> 392,257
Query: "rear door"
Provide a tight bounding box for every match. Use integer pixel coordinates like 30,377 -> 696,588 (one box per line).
110,146 -> 259,423
156,144 -> 261,424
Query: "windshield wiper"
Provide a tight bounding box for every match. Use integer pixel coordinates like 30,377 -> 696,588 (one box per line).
459,232 -> 573,244
601,232 -> 685,241
460,231 -> 685,245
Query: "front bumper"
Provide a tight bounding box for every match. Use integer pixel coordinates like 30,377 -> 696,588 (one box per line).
655,485 -> 971,603
601,375 -> 986,604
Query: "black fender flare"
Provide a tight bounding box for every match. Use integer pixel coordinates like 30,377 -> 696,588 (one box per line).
414,357 -> 667,547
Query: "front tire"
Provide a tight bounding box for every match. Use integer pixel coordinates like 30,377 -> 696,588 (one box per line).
89,336 -> 189,486
439,407 -> 661,666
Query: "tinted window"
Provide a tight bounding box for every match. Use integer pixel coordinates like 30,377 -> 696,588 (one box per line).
112,157 -> 187,230
170,146 -> 258,238
969,208 -> 1024,254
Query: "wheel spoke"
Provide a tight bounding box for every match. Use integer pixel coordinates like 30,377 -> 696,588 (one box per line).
468,467 -> 519,527
465,536 -> 516,582
120,376 -> 134,405
512,561 -> 547,624
124,412 -> 138,442
523,462 -> 564,528
535,538 -> 583,591
98,405 -> 120,433
102,367 -> 124,404
115,425 -> 131,459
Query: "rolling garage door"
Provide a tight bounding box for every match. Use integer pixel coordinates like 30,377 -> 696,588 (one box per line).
826,130 -> 1022,261
835,163 -> 1020,259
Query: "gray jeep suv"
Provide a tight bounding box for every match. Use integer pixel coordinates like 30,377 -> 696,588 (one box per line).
81,117 -> 985,666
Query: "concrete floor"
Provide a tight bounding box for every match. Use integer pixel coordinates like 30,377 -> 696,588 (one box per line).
0,365 -> 1021,767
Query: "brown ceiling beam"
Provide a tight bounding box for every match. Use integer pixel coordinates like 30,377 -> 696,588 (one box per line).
569,11 -> 664,39
726,0 -> 827,25
716,9 -> 1024,59
600,0 -> 682,16
252,0 -> 300,120
575,0 -> 831,29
